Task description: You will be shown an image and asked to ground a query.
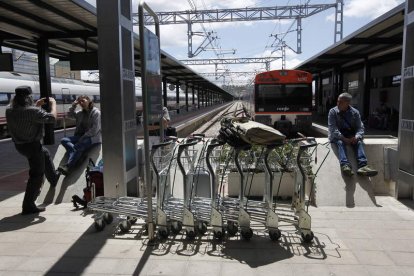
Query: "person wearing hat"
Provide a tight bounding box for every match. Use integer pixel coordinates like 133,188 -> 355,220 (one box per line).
6,86 -> 61,215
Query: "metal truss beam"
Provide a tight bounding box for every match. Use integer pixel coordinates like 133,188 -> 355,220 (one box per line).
134,3 -> 338,25
199,71 -> 258,77
180,57 -> 279,65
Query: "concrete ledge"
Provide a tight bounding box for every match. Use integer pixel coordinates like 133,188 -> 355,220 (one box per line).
227,137 -> 398,207
315,137 -> 398,206
38,144 -> 102,204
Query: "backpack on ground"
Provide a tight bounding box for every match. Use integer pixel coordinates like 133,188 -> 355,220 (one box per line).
72,158 -> 104,209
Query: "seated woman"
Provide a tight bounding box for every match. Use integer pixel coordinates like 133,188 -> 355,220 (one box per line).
58,95 -> 101,175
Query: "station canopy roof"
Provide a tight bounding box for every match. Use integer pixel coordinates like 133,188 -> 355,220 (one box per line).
296,3 -> 404,74
0,0 -> 231,98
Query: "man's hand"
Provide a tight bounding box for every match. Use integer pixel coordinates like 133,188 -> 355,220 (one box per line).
35,98 -> 46,107
341,137 -> 352,145
36,97 -> 55,107
350,136 -> 358,145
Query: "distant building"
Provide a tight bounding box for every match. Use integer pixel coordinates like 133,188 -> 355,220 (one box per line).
3,48 -> 80,80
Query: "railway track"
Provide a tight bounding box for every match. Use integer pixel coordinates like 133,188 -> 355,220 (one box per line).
192,101 -> 248,137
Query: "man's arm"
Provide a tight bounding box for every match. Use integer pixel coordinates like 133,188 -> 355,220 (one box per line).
35,97 -> 57,124
67,100 -> 78,119
354,110 -> 365,140
328,109 -> 343,141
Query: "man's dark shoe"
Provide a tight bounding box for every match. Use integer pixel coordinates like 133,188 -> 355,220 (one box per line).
22,205 -> 46,215
341,164 -> 354,176
57,165 -> 69,176
357,165 -> 378,177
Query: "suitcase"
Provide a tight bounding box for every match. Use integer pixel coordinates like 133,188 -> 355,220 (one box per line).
166,126 -> 177,137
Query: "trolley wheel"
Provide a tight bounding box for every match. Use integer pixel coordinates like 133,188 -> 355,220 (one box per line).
171,221 -> 183,235
94,219 -> 106,232
103,213 -> 113,224
196,222 -> 208,235
241,228 -> 253,241
186,230 -> 196,240
213,229 -> 225,240
301,231 -> 314,243
226,221 -> 238,237
127,216 -> 138,225
119,220 -> 132,233
157,228 -> 170,239
269,229 -> 282,241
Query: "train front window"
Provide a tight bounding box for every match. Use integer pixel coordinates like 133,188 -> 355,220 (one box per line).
256,84 -> 312,112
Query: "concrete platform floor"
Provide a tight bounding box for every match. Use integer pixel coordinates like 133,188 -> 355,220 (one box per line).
1,191 -> 414,275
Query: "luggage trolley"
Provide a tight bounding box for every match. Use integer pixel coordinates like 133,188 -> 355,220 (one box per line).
88,140 -> 176,233
185,137 -> 220,237
241,143 -> 285,241
205,138 -> 255,240
217,144 -> 256,240
218,144 -> 283,241
270,137 -> 329,242
156,137 -> 205,239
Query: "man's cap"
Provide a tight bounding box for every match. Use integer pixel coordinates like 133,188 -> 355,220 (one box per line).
15,86 -> 33,97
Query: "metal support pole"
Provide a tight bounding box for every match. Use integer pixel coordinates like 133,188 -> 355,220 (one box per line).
335,0 -> 344,43
192,85 -> 195,106
187,22 -> 193,58
37,37 -> 54,145
176,81 -> 180,114
185,82 -> 189,112
398,0 -> 414,198
297,17 -> 302,54
363,58 -> 371,119
162,77 -> 167,107
197,86 -> 200,109
138,0 -> 161,242
201,89 -> 204,107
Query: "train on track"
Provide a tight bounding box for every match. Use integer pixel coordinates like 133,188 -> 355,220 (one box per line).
0,71 -> 197,138
252,69 -> 313,136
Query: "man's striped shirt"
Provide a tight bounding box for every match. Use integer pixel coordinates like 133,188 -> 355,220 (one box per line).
6,106 -> 55,144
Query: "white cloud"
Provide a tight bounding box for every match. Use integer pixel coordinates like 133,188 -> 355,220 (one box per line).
327,0 -> 404,21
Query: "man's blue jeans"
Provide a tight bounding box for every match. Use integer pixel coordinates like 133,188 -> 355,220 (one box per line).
334,139 -> 368,168
61,136 -> 92,168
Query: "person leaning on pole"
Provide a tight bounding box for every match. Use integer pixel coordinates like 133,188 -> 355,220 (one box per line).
6,86 -> 61,215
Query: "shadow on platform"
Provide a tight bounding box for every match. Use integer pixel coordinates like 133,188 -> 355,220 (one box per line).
39,144 -> 102,205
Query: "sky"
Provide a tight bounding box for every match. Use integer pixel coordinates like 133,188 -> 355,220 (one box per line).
85,0 -> 405,86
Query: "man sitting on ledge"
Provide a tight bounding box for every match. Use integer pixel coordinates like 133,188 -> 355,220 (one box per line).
328,92 -> 378,177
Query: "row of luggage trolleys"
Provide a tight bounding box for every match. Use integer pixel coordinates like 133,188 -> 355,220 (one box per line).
88,133 -> 328,243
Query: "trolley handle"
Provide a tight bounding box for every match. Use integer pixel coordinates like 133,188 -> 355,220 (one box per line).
206,139 -> 225,158
288,137 -> 315,145
192,133 -> 206,138
177,137 -> 201,159
298,138 -> 317,149
182,136 -> 202,146
176,138 -> 201,183
151,140 -> 174,151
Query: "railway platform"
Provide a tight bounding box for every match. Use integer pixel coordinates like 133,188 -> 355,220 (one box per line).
1,108 -> 414,275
